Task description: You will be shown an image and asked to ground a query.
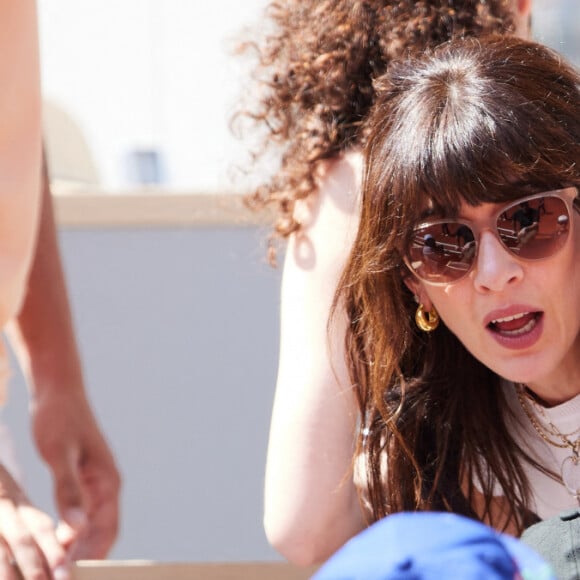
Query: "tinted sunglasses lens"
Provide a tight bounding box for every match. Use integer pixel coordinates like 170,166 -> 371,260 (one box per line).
497,195 -> 570,259
407,222 -> 476,282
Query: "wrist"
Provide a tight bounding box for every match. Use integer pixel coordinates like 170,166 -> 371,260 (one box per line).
28,350 -> 85,397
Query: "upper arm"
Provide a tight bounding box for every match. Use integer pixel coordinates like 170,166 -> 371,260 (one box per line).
276,152 -> 363,435
278,150 -> 362,382
265,152 -> 366,564
0,0 -> 43,323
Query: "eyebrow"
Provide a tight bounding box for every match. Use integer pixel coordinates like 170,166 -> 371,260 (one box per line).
418,205 -> 459,221
416,194 -> 466,222
417,199 -> 438,220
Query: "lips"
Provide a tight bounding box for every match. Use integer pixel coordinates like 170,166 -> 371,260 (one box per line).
485,307 -> 544,349
488,312 -> 541,336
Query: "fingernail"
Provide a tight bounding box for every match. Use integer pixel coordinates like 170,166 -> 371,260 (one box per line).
53,565 -> 71,580
65,507 -> 87,528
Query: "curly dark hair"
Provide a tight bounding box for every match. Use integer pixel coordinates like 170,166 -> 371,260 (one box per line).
237,0 -> 517,257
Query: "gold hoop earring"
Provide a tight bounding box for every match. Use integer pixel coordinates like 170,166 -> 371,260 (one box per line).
415,304 -> 439,332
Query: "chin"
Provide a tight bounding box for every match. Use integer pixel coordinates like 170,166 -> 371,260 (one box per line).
497,363 -> 558,388
485,357 -> 552,387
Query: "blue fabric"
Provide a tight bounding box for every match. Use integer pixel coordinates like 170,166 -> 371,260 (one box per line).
312,512 -> 555,580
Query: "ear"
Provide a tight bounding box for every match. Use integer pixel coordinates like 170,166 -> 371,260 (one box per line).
403,275 -> 433,310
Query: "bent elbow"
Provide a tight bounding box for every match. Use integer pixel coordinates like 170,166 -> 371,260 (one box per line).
264,517 -> 337,567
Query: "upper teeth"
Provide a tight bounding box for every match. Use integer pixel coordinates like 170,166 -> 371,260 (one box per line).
491,312 -> 529,324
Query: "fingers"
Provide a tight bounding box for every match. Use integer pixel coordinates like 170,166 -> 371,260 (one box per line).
0,501 -> 56,579
0,542 -> 23,580
53,507 -> 87,553
64,470 -> 120,560
53,444 -> 120,561
19,504 -> 70,576
67,496 -> 119,560
51,453 -> 86,537
32,390 -> 121,562
54,520 -> 77,553
0,465 -> 70,580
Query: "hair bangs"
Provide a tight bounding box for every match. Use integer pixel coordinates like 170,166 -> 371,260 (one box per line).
370,39 -> 580,228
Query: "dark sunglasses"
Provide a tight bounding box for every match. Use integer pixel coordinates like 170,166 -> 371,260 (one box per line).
404,187 -> 579,285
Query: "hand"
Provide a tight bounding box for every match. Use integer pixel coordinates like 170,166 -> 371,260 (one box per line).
31,387 -> 121,561
0,463 -> 70,579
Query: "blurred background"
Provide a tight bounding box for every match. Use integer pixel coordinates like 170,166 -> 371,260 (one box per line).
1,0 -> 579,564
38,0 -> 580,195
39,0 -> 266,193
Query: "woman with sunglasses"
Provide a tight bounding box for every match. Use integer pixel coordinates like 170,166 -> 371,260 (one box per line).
333,32 -> 580,558
248,0 -> 533,567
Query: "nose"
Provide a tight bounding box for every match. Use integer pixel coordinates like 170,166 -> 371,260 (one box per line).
472,230 -> 524,293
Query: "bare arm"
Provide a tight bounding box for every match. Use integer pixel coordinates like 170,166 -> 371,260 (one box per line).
6,157 -> 121,562
9,155 -> 83,406
9,154 -> 83,405
264,152 -> 366,566
0,0 -> 43,323
0,1 -> 80,577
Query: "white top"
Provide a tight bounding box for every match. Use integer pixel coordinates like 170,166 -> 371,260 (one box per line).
502,382 -> 580,520
355,382 -> 580,522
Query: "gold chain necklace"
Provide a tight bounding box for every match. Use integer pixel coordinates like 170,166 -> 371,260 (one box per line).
516,384 -> 580,504
518,385 -> 580,440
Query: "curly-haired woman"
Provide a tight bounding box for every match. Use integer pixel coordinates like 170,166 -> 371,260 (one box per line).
240,0 -> 532,566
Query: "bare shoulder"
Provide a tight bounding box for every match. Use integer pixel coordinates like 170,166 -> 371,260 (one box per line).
290,151 -> 362,273
295,151 -> 362,226
315,150 -> 363,214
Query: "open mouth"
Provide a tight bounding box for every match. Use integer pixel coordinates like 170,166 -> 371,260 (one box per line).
487,311 -> 543,337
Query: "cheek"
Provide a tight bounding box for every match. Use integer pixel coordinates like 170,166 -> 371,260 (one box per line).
424,284 -> 475,336
425,284 -> 465,317
572,233 -> 580,292
537,232 -> 580,301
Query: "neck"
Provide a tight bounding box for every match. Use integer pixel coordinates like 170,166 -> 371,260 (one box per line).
524,382 -> 580,408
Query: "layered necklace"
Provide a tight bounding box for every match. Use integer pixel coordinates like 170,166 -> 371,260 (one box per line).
516,384 -> 580,505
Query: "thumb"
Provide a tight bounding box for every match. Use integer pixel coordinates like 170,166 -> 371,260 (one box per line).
56,508 -> 87,550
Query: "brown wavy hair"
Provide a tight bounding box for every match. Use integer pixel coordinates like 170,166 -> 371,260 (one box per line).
337,35 -> 580,533
237,0 -> 517,257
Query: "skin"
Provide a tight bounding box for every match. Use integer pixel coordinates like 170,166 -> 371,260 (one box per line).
264,0 -> 533,566
6,158 -> 121,565
0,2 -> 120,577
407,194 -> 580,407
265,152 -> 365,565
